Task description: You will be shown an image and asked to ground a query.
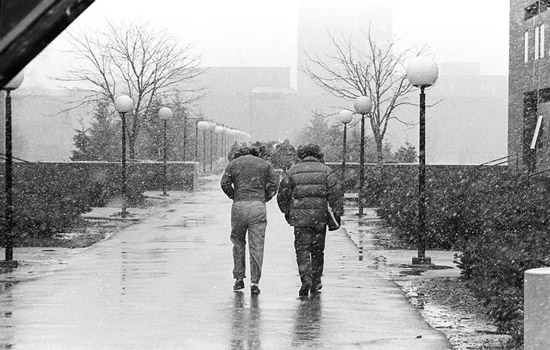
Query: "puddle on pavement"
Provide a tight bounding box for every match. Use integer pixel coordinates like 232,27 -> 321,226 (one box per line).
399,269 -> 424,276
0,281 -> 19,293
158,217 -> 214,229
368,258 -> 454,277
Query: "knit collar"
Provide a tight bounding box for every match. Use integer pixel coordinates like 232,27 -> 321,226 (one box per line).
302,156 -> 321,162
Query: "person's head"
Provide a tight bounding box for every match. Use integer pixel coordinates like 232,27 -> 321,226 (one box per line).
238,146 -> 259,157
297,143 -> 323,161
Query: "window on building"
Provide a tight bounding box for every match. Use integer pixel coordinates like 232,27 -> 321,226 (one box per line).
541,24 -> 546,58
526,1 -> 550,20
539,87 -> 550,103
535,24 -> 546,59
524,91 -> 538,171
536,26 -> 540,59
526,2 -> 539,20
530,115 -> 544,152
525,31 -> 530,63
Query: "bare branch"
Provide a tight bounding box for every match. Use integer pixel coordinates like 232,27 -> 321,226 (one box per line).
302,26 -> 422,162
57,20 -> 206,158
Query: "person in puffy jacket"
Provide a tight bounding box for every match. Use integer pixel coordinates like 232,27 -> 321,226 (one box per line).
221,146 -> 279,295
277,143 -> 343,297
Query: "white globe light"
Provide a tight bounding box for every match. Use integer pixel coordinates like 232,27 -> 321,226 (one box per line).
354,96 -> 373,114
406,56 -> 439,87
114,95 -> 133,113
222,126 -> 228,134
214,125 -> 223,134
338,110 -> 353,124
4,71 -> 24,90
197,121 -> 209,130
158,107 -> 173,120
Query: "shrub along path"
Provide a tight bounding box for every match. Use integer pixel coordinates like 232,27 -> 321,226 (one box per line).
342,208 -> 514,350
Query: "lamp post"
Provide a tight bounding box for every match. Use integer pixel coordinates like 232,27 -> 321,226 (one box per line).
1,72 -> 24,266
227,129 -> 237,159
207,122 -> 217,171
182,111 -> 188,162
214,125 -> 223,165
197,121 -> 209,172
354,96 -> 373,216
194,119 -> 201,163
114,95 -> 133,218
159,107 -> 173,196
406,56 -> 439,265
338,110 -> 353,190
221,126 -> 228,159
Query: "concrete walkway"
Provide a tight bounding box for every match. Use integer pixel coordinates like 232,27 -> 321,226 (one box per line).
0,176 -> 452,349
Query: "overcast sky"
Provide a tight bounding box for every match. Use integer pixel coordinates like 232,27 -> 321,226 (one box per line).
24,0 -> 510,88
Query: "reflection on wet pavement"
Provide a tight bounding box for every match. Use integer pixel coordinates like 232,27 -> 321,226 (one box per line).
230,293 -> 262,350
292,295 -> 323,348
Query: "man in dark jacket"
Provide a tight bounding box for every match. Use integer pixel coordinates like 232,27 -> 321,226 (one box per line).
277,144 -> 343,297
221,147 -> 279,294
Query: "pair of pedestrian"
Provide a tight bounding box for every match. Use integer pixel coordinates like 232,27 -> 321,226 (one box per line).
220,144 -> 343,297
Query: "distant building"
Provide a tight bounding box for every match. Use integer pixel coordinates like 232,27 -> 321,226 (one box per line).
191,2 -> 395,143
509,0 -> 550,172
0,89 -> 84,162
193,67 -> 297,141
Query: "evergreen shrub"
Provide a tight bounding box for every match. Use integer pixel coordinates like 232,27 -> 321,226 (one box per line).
375,164 -> 550,342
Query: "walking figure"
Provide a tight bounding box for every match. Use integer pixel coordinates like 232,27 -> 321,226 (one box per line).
221,146 -> 279,294
277,144 -> 343,297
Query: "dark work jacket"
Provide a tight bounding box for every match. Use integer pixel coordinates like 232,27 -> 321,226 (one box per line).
277,156 -> 343,227
221,155 -> 278,203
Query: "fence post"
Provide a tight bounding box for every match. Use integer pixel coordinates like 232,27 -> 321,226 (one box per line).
525,267 -> 550,349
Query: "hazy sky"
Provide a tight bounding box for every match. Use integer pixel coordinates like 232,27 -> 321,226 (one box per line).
25,0 -> 510,88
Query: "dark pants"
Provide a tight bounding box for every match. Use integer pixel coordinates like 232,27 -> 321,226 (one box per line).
293,226 -> 326,284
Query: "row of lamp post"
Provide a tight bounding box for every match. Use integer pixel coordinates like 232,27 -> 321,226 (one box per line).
337,56 -> 438,266
197,120 -> 249,172
113,96 -> 247,216
0,56 -> 436,267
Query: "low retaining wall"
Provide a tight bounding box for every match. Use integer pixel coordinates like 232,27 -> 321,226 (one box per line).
9,161 -> 198,191
325,162 -> 509,192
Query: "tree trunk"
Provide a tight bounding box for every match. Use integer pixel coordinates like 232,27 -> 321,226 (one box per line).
375,136 -> 384,164
128,137 -> 136,160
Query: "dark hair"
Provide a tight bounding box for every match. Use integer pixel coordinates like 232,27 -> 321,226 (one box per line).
238,146 -> 259,157
297,143 -> 322,160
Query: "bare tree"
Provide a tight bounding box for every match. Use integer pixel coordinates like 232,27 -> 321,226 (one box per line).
61,21 -> 206,159
303,28 -> 421,163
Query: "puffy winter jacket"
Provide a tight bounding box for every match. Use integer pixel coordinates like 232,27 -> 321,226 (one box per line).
277,156 -> 343,227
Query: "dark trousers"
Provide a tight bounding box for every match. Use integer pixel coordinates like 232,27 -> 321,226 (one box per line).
293,226 -> 326,284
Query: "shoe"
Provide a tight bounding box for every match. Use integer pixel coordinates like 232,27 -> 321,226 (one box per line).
233,280 -> 244,291
311,280 -> 323,293
251,284 -> 261,294
299,282 -> 311,297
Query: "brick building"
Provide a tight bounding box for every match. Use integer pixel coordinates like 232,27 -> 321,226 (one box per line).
509,0 -> 550,172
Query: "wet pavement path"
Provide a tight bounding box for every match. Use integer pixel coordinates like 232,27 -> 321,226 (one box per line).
0,177 -> 451,349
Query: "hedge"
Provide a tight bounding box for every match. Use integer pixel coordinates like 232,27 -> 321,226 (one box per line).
371,163 -> 550,344
0,161 -> 197,244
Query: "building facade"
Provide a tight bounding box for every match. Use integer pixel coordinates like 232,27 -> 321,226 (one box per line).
509,0 -> 550,172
